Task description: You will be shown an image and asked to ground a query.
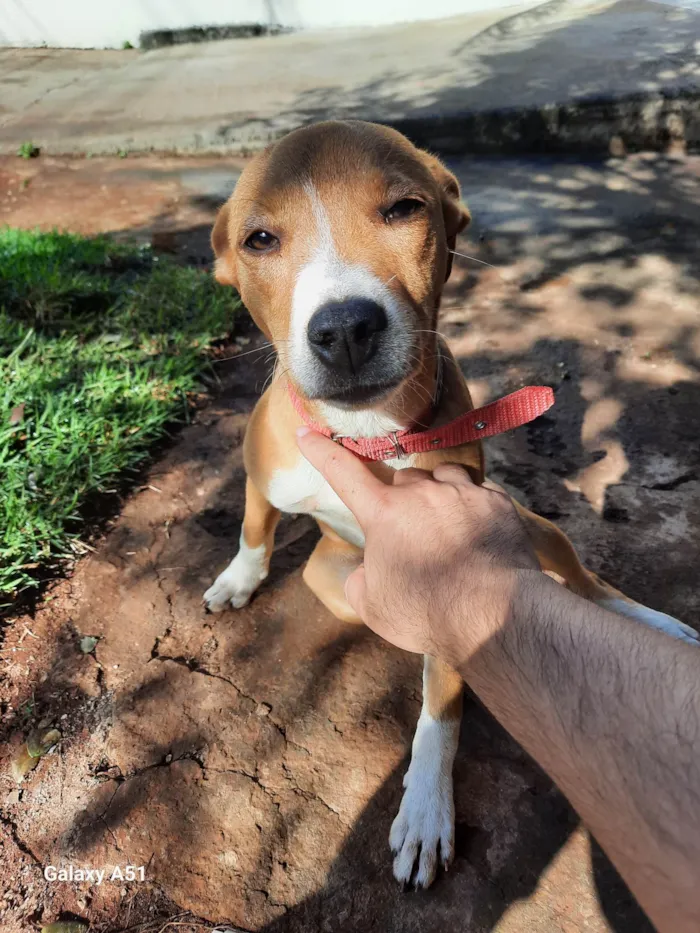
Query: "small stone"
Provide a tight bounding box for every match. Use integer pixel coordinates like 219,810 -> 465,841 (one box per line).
609,135 -> 626,157
27,728 -> 61,758
255,703 -> 272,717
41,924 -> 89,933
79,635 -> 99,654
11,747 -> 39,783
93,764 -> 122,783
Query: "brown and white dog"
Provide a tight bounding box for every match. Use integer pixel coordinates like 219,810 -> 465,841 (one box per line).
203,120 -> 698,888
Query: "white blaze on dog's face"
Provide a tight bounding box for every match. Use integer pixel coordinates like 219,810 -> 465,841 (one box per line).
212,121 -> 470,408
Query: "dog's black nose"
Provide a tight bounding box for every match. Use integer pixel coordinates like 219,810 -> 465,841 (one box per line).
307,298 -> 388,374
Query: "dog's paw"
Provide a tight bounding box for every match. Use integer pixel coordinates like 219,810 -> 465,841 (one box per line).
389,749 -> 455,888
203,570 -> 253,611
203,542 -> 268,612
602,598 -> 699,646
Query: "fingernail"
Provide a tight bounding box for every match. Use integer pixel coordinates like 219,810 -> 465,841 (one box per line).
296,426 -> 311,439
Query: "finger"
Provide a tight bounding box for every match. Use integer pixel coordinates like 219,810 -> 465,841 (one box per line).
296,428 -> 385,525
432,462 -> 476,486
392,467 -> 432,487
482,478 -> 512,500
344,565 -> 367,619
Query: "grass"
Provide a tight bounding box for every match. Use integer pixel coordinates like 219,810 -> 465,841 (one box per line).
0,228 -> 240,601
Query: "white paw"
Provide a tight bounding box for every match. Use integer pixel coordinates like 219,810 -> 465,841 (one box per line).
203,569 -> 256,611
602,598 -> 699,646
203,538 -> 268,612
390,714 -> 457,888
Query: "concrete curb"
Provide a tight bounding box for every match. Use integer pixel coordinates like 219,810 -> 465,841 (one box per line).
1,91 -> 695,160
387,90 -> 698,157
139,23 -> 292,50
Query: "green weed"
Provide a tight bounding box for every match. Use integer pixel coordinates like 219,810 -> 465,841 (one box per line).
17,142 -> 39,160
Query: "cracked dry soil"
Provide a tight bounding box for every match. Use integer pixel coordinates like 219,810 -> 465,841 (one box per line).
1,153 -> 700,933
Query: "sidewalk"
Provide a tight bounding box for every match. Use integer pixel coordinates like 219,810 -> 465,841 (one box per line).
1,0 -> 700,157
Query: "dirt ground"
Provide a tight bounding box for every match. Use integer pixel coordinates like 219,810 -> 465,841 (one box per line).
1,152 -> 699,933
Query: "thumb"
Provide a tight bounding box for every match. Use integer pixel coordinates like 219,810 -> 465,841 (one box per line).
344,565 -> 368,620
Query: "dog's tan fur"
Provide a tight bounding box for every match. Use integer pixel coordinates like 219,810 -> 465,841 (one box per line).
204,120 -> 696,887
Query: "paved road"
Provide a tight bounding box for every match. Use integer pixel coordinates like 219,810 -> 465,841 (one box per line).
1,0 -> 700,156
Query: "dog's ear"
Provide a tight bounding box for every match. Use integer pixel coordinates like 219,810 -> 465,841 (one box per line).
211,200 -> 238,288
421,152 -> 471,281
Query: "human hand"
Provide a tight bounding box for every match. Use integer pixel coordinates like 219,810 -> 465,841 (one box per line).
296,428 -> 539,661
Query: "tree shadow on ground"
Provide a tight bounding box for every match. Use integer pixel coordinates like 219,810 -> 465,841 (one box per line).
209,0 -> 700,155
249,715 -> 653,933
2,138 -> 700,931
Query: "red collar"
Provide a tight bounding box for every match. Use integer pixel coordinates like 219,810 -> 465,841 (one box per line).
288,383 -> 555,462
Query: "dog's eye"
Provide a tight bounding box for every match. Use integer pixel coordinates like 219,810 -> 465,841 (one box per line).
384,198 -> 425,222
244,230 -> 278,251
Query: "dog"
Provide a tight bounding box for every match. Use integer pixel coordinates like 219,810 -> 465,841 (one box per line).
203,120 -> 699,889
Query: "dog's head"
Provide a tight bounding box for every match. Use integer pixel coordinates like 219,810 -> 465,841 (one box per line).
213,120 -> 470,408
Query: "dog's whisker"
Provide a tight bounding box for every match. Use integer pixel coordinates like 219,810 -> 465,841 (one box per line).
261,370 -> 276,394
389,353 -> 435,418
414,383 -> 436,411
448,248 -> 496,269
259,357 -> 284,394
269,362 -> 291,390
410,345 -> 461,374
213,342 -> 274,364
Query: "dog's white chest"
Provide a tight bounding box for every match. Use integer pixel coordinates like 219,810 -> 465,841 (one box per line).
267,455 -> 415,549
268,458 -> 365,547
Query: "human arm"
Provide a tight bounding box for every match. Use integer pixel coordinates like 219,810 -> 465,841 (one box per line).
297,427 -> 700,933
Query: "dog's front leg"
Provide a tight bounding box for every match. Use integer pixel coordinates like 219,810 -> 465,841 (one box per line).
391,655 -> 463,888
204,477 -> 280,611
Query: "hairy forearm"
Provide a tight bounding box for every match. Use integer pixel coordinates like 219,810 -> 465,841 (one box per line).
454,572 -> 700,932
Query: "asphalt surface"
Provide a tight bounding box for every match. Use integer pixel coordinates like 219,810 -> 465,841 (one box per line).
1,0 -> 700,156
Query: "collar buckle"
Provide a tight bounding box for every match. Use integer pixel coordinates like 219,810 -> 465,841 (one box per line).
388,432 -> 406,459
